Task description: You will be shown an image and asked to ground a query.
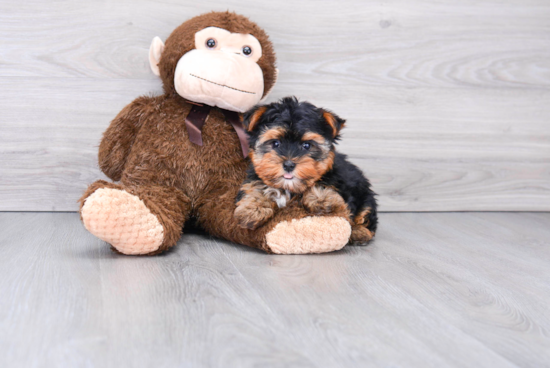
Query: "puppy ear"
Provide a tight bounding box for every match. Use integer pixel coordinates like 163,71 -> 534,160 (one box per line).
243,106 -> 267,132
321,109 -> 346,138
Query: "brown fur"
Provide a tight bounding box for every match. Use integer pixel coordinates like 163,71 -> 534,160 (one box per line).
302,185 -> 349,216
350,225 -> 374,243
322,110 -> 344,137
247,106 -> 268,132
302,132 -> 325,145
349,207 -> 375,244
234,181 -> 277,229
293,151 -> 335,191
353,207 -> 372,226
258,127 -> 286,144
158,11 -> 276,98
250,150 -> 285,188
79,12 -> 349,254
250,133 -> 335,195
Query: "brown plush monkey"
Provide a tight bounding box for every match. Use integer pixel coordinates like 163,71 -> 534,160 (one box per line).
79,11 -> 352,255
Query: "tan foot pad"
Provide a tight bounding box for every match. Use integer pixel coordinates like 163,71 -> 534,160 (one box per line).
81,188 -> 164,255
265,216 -> 351,254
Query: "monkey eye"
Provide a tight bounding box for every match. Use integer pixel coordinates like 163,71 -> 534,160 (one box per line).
242,46 -> 252,56
302,142 -> 311,150
271,140 -> 280,149
206,38 -> 216,49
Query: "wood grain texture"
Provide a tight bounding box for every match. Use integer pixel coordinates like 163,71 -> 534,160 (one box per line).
0,0 -> 549,211
1,212 -> 550,367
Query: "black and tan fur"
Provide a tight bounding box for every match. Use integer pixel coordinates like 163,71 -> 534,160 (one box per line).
235,97 -> 378,244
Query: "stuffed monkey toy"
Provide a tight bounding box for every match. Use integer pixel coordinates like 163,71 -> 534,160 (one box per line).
79,11 -> 352,255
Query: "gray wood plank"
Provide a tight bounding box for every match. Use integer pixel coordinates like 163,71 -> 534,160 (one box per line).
1,0 -> 549,88
1,78 -> 548,211
0,0 -> 549,211
1,212 -> 550,367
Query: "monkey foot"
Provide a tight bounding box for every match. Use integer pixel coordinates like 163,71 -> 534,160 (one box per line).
81,188 -> 164,255
265,216 -> 351,254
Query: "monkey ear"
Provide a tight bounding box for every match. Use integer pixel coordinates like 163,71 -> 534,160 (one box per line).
259,68 -> 278,103
321,109 -> 346,138
243,106 -> 267,132
149,36 -> 165,77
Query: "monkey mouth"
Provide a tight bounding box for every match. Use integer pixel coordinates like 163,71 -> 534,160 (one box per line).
189,74 -> 256,94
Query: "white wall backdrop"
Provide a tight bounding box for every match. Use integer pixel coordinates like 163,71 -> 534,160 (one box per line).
1,0 -> 549,211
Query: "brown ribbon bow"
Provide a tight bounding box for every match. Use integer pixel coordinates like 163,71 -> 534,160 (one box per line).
184,104 -> 249,158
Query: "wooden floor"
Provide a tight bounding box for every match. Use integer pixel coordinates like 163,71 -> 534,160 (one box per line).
1,212 -> 549,367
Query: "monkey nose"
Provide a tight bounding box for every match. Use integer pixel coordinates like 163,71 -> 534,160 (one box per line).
283,161 -> 296,172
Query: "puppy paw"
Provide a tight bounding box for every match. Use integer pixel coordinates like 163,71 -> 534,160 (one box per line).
234,199 -> 275,230
349,207 -> 376,245
302,186 -> 348,215
350,225 -> 374,244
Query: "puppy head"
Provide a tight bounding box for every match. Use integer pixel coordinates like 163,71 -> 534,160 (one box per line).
243,96 -> 345,193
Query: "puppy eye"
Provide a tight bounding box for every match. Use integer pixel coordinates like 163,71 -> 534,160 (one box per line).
242,46 -> 252,56
271,140 -> 280,148
302,142 -> 311,150
206,39 -> 216,48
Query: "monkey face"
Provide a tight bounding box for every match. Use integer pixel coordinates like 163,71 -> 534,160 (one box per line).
149,12 -> 277,112
173,27 -> 265,112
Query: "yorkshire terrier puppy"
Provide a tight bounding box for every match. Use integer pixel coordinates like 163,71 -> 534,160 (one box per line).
234,97 -> 377,244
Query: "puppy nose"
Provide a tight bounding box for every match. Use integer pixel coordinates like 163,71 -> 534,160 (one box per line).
283,160 -> 296,172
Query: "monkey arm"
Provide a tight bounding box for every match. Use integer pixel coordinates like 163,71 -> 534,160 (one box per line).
98,96 -> 152,181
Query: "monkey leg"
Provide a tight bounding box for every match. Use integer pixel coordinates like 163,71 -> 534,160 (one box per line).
196,182 -> 352,254
79,180 -> 190,255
